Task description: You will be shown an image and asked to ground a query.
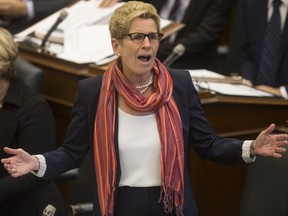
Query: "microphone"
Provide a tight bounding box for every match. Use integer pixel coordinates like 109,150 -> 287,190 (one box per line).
40,9 -> 68,50
42,204 -> 56,216
163,44 -> 185,68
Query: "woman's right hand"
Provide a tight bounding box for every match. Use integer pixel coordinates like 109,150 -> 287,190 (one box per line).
1,147 -> 39,177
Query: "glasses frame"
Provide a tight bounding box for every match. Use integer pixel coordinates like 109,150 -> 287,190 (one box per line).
122,32 -> 164,43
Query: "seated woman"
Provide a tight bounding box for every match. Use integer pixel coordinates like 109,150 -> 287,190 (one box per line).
0,27 -> 66,216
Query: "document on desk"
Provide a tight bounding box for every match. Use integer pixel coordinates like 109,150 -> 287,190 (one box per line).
197,82 -> 274,97
189,69 -> 274,97
15,0 -> 173,65
57,25 -> 115,64
17,0 -> 122,39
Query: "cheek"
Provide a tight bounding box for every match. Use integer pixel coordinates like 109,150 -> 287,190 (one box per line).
122,47 -> 138,59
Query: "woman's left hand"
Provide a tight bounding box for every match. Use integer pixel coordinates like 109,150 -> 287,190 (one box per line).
253,124 -> 288,158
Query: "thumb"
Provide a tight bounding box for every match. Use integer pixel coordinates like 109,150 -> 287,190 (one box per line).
3,147 -> 19,155
261,123 -> 275,136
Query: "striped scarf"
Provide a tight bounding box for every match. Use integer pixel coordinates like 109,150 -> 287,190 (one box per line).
94,58 -> 184,216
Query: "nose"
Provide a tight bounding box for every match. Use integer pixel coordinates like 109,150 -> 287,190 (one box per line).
142,36 -> 152,47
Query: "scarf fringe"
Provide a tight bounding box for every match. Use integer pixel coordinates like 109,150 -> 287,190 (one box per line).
160,187 -> 184,216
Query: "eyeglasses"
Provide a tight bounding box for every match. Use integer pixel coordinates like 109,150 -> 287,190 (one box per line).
122,32 -> 164,43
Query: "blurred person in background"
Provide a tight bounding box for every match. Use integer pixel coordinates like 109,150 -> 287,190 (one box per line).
0,27 -> 66,216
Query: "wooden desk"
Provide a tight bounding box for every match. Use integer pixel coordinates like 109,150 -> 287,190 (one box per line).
19,46 -> 288,216
189,92 -> 288,216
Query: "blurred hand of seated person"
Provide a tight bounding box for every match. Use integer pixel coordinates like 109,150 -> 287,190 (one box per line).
0,0 -> 74,34
0,27 -> 66,216
99,0 -> 121,8
0,0 -> 28,18
255,85 -> 282,97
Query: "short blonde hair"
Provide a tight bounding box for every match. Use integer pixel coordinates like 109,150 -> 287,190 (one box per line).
0,28 -> 18,80
109,1 -> 161,39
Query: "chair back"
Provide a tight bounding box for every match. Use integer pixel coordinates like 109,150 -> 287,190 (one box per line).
15,57 -> 44,93
240,146 -> 288,216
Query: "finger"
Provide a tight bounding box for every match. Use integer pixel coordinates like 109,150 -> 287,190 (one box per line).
9,167 -> 19,177
276,140 -> 288,148
3,147 -> 18,155
275,147 -> 286,153
273,146 -> 287,158
273,152 -> 282,158
3,163 -> 12,170
262,123 -> 276,135
1,158 -> 9,164
275,134 -> 288,142
9,167 -> 16,174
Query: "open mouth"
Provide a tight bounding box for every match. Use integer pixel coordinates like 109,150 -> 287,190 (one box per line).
138,55 -> 151,62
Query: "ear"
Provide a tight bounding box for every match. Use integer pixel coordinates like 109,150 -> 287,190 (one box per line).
111,38 -> 120,56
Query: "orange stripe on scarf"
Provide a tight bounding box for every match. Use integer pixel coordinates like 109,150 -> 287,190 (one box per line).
94,58 -> 184,216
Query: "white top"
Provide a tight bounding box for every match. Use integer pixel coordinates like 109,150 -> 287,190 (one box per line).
118,108 -> 161,187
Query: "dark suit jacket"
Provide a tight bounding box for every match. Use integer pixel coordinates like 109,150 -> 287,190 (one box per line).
127,0 -> 234,70
240,0 -> 288,93
41,69 -> 245,216
2,0 -> 74,34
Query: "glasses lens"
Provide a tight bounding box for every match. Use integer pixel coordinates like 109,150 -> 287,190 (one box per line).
149,33 -> 158,42
131,33 -> 145,43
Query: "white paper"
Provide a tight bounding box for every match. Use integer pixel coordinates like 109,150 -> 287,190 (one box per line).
197,82 -> 274,97
160,18 -> 173,29
189,69 -> 225,78
188,69 -> 274,97
57,25 -> 114,64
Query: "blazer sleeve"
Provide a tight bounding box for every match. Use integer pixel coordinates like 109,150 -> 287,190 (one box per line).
171,69 -> 244,165
186,74 -> 244,164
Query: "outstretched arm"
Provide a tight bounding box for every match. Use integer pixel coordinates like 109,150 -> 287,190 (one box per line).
252,124 -> 288,158
1,147 -> 39,177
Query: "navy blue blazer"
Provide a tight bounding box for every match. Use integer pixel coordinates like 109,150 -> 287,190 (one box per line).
240,0 -> 288,93
42,69 -> 245,215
